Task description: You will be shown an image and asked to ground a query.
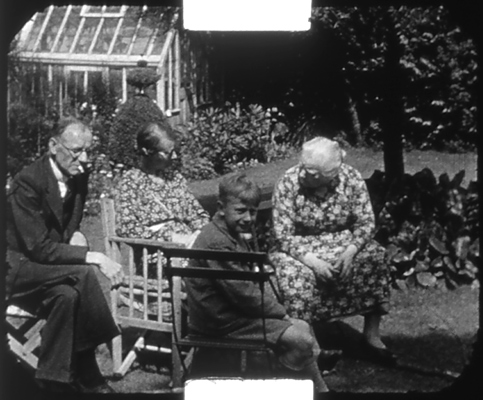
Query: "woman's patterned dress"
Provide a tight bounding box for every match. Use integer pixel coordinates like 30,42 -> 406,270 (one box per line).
113,168 -> 210,320
269,163 -> 391,323
114,168 -> 209,241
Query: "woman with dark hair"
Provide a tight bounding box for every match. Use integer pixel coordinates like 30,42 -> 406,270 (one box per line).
269,136 -> 395,364
114,122 -> 209,244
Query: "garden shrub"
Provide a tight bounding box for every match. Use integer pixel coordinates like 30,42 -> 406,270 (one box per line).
366,168 -> 479,289
179,103 -> 290,180
108,60 -> 168,169
7,102 -> 55,177
108,93 -> 169,168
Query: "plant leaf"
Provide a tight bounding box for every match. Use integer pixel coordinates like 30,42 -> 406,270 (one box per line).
457,268 -> 475,280
393,250 -> 410,264
443,256 -> 457,274
429,237 -> 449,255
430,256 -> 443,269
453,235 -> 471,260
395,279 -> 408,291
416,272 -> 437,287
414,260 -> 429,272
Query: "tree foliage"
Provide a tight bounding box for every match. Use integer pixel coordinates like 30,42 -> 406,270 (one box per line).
310,6 -> 477,150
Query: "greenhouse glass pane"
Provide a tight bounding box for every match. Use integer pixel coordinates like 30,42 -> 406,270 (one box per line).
87,6 -> 103,14
109,68 -> 124,104
39,7 -> 67,52
131,24 -> 154,56
56,6 -> 82,53
92,18 -> 119,54
74,18 -> 100,53
111,6 -> 142,55
150,28 -> 168,55
24,10 -> 48,52
108,6 -> 122,14
66,70 -> 87,106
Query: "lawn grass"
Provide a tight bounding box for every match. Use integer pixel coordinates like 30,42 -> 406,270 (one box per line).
80,148 -> 479,393
96,284 -> 478,393
82,148 -> 477,253
187,148 -> 477,202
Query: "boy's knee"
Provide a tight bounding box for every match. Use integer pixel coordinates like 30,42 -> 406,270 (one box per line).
278,324 -> 318,371
281,323 -> 316,356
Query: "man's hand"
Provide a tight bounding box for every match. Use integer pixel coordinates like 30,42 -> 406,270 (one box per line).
301,252 -> 334,283
85,251 -> 124,287
333,244 -> 358,281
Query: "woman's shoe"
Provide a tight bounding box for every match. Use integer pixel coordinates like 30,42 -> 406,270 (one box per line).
360,340 -> 397,366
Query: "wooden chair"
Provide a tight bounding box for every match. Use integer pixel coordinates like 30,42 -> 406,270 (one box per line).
100,197 -> 185,389
5,304 -> 46,370
162,246 -> 275,380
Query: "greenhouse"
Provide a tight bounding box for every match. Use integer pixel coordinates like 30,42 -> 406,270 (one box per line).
10,5 -> 213,123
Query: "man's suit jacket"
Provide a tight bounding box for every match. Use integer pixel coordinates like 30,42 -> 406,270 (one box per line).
6,154 -> 90,298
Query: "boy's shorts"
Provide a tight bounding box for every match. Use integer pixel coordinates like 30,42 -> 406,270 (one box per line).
222,317 -> 293,347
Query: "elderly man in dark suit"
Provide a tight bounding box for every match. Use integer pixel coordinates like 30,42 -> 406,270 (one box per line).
6,117 -> 124,393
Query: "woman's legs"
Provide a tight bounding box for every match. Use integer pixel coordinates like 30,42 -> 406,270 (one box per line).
363,312 -> 386,348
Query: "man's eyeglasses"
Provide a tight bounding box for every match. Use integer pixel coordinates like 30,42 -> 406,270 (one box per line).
58,141 -> 89,160
157,149 -> 178,160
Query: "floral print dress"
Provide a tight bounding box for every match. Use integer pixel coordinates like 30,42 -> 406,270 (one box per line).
114,168 -> 209,241
269,163 -> 390,323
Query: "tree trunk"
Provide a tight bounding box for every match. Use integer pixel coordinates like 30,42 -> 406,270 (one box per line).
381,11 -> 405,184
347,94 -> 362,145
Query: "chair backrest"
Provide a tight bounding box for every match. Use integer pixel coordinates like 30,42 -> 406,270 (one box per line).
163,246 -> 273,361
162,247 -> 270,282
100,197 -> 117,259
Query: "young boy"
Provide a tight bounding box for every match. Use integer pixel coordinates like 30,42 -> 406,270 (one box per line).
184,173 -> 328,392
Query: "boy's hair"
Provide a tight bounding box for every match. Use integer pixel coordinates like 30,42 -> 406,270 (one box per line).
219,173 -> 261,206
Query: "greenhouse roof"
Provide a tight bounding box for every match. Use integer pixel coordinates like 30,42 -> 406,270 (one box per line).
15,5 -> 179,66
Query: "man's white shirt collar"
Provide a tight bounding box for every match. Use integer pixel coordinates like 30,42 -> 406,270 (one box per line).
49,157 -> 70,199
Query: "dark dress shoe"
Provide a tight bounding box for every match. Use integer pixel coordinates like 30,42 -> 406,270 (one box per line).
360,340 -> 397,366
77,381 -> 116,393
37,379 -> 79,393
317,349 -> 343,372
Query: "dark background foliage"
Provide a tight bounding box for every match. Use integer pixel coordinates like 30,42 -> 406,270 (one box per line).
107,94 -> 169,168
204,6 -> 477,151
7,6 -> 477,179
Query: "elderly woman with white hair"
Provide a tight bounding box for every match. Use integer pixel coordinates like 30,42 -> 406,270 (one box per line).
269,136 -> 395,364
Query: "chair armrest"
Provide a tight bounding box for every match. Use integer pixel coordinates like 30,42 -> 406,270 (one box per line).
160,247 -> 267,264
166,266 -> 272,283
108,236 -> 186,250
